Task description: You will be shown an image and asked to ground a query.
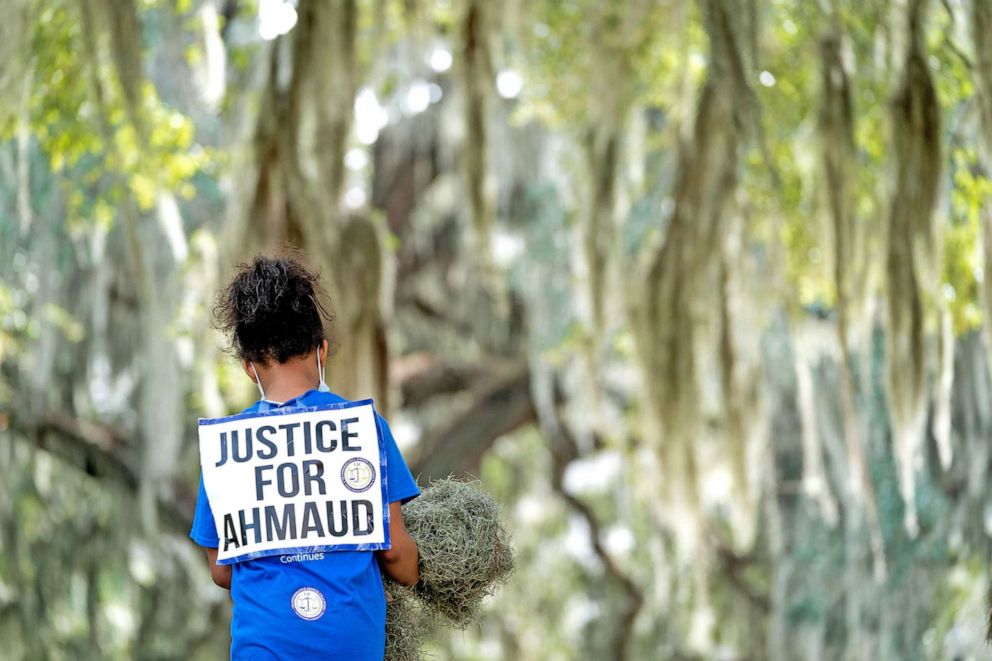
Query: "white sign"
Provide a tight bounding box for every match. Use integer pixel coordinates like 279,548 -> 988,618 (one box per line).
198,399 -> 390,564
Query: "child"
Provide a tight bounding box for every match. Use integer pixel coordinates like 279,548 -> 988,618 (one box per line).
190,254 -> 420,660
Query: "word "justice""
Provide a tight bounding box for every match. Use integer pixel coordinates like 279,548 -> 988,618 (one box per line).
215,417 -> 363,466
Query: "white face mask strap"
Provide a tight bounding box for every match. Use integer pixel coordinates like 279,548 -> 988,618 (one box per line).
317,347 -> 327,389
249,361 -> 266,400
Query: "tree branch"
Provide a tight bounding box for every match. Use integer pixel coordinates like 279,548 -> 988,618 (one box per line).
6,411 -> 193,536
410,364 -> 534,480
546,414 -> 644,661
394,353 -> 493,408
710,534 -> 771,613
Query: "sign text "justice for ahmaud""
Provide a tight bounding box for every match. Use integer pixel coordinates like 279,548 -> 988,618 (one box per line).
198,399 -> 390,564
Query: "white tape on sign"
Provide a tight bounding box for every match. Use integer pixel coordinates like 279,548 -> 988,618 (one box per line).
198,399 -> 390,564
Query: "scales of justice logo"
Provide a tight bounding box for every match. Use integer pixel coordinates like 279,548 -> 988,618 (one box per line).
292,587 -> 326,621
341,457 -> 376,493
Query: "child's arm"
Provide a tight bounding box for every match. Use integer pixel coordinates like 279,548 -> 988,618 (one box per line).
205,548 -> 232,589
377,502 -> 420,586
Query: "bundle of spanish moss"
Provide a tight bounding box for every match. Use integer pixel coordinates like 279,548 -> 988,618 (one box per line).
384,588 -> 432,661
384,478 -> 514,660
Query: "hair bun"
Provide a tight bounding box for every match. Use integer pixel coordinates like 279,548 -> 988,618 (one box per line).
214,254 -> 333,364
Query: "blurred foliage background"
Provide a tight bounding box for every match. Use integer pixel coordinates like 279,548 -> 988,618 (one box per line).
1,0 -> 992,659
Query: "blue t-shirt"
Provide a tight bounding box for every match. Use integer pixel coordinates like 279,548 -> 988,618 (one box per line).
190,390 -> 420,660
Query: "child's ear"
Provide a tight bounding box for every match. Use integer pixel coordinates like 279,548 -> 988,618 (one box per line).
242,359 -> 257,382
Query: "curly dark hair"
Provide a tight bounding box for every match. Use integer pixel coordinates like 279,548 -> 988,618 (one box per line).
214,253 -> 334,364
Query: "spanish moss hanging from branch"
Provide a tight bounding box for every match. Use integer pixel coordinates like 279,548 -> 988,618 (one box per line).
817,11 -> 886,579
885,0 -> 941,537
971,0 -> 992,378
633,0 -> 752,555
459,0 -> 495,264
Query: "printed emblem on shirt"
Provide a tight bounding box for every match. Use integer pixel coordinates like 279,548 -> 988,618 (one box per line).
291,587 -> 326,621
341,457 -> 376,493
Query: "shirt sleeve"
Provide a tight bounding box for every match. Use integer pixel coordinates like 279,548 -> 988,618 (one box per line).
190,475 -> 220,548
378,414 -> 420,504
